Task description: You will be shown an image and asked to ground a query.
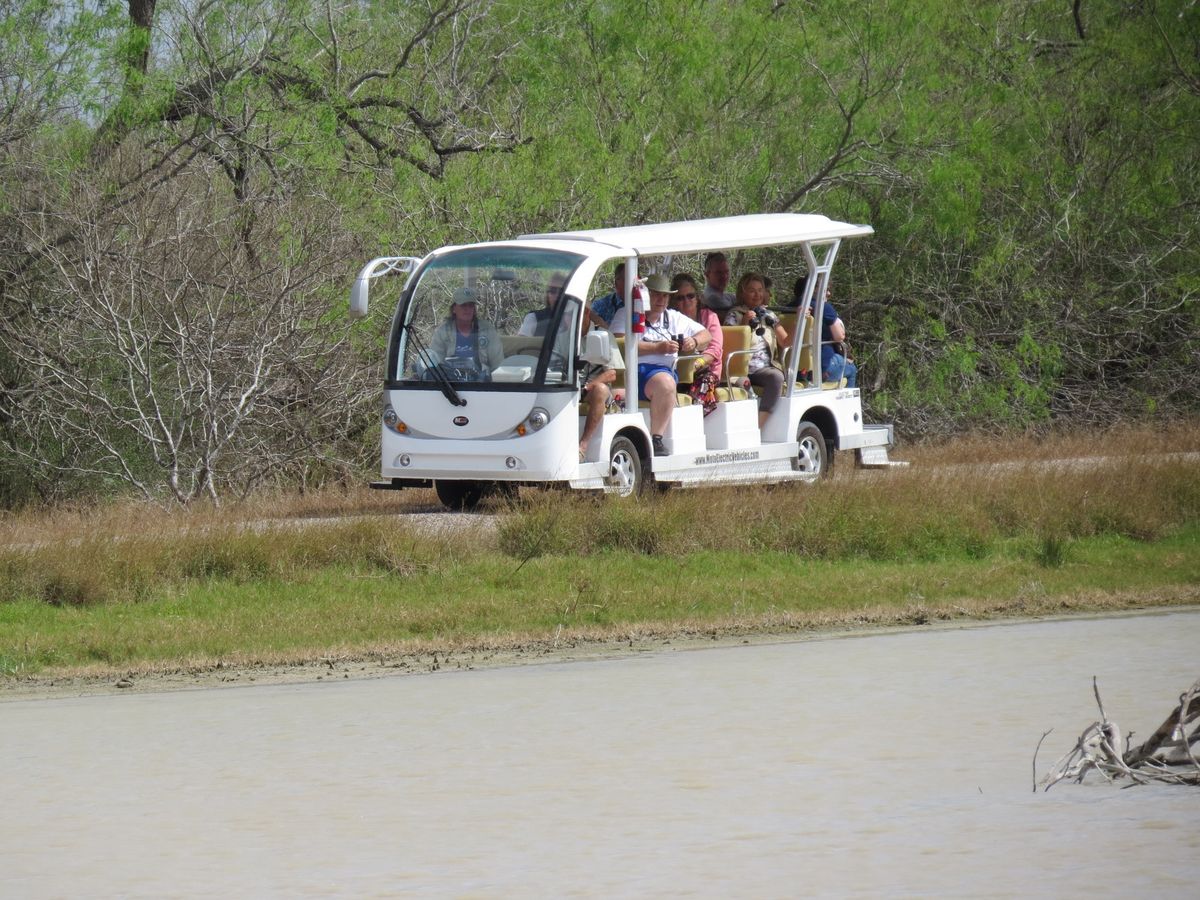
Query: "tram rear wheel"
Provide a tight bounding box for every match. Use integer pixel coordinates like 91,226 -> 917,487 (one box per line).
794,422 -> 831,478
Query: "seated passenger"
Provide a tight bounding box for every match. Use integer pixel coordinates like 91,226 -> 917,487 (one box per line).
588,262 -> 638,333
638,273 -> 711,456
519,272 -> 568,337
669,273 -> 723,380
670,273 -> 722,414
577,343 -> 617,462
788,275 -> 857,387
819,287 -> 858,389
428,287 -> 505,377
724,272 -> 794,428
786,274 -> 809,310
702,252 -> 736,314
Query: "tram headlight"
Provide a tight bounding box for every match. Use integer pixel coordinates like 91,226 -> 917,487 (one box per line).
383,405 -> 407,433
515,407 -> 549,437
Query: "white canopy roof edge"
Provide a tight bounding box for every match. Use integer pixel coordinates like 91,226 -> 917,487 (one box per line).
520,213 -> 873,257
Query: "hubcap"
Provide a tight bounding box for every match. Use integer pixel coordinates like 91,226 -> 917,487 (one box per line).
796,438 -> 823,475
609,450 -> 636,496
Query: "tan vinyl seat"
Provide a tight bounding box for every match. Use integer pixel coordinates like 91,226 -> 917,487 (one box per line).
776,313 -> 846,388
501,334 -> 543,357
675,354 -> 702,385
716,325 -> 752,402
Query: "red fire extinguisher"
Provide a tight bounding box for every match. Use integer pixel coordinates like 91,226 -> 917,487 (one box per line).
630,278 -> 647,334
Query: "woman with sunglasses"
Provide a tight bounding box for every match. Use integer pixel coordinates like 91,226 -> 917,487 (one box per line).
518,272 -> 569,337
669,273 -> 723,381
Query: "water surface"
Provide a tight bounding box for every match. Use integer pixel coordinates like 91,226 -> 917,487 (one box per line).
3,611 -> 1197,897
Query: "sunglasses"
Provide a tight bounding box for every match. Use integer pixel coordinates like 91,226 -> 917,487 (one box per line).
677,292 -> 697,300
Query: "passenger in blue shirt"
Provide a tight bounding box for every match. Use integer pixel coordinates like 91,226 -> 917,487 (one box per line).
588,262 -> 636,333
818,289 -> 857,388
789,276 -> 857,388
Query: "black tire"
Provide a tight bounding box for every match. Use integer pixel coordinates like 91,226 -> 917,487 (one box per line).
793,422 -> 830,478
492,482 -> 519,502
824,438 -> 837,475
606,436 -> 645,497
435,479 -> 489,511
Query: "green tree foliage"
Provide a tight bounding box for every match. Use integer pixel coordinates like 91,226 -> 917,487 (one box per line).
0,0 -> 1197,505
854,0 -> 1200,430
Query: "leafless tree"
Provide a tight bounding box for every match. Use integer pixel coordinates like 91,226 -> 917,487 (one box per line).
1,164 -> 370,505
0,0 -> 535,503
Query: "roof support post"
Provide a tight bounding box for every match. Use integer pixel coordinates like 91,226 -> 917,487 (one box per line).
623,254 -> 639,413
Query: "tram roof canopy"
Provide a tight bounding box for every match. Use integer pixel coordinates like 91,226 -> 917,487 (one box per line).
521,214 -> 873,258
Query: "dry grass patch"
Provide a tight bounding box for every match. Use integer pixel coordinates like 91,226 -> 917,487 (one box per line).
899,420 -> 1200,466
0,482 -> 440,549
499,451 -> 1199,562
0,515 -> 492,607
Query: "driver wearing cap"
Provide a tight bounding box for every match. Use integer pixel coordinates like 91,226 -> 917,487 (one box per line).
428,286 -> 505,377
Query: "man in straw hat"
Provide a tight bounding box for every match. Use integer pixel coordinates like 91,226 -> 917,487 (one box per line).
634,273 -> 710,456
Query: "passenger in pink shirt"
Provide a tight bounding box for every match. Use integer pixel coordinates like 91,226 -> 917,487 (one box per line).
669,273 -> 723,380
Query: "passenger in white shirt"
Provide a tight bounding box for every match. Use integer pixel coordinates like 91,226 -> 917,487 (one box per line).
518,272 -> 568,337
635,273 -> 710,456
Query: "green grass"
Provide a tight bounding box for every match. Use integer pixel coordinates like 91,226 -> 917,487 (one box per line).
1,526 -> 1197,678
2,436 -> 1198,679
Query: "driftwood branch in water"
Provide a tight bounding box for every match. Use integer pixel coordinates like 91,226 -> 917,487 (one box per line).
1039,676 -> 1200,790
1125,677 -> 1200,767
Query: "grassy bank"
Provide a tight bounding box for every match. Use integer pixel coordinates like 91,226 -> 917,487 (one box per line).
1,429 -> 1198,681
3,530 -> 1196,680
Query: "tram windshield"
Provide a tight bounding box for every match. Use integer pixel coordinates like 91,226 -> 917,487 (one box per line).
390,247 -> 586,388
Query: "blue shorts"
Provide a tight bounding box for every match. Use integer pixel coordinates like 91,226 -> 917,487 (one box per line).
637,363 -> 677,401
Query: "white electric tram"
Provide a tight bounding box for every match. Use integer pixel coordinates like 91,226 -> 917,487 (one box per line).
350,214 -> 897,510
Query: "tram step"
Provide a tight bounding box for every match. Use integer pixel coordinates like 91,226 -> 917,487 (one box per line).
855,446 -> 909,469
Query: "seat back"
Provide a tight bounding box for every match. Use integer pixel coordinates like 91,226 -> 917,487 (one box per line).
794,314 -> 813,376
721,326 -> 751,382
501,334 -> 543,357
718,325 -> 753,400
612,336 -> 626,390
676,354 -> 702,384
777,314 -> 816,384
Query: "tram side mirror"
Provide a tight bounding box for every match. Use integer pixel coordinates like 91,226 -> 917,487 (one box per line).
349,277 -> 370,319
581,330 -> 612,366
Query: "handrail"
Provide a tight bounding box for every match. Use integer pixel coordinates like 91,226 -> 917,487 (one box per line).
723,348 -> 758,390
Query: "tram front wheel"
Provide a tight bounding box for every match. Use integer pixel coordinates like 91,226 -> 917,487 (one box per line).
606,437 -> 645,497
435,479 -> 489,511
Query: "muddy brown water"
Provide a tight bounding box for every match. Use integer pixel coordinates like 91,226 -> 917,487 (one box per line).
3,610 -> 1198,897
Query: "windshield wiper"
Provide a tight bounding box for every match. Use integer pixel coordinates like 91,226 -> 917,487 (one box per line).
406,324 -> 466,407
